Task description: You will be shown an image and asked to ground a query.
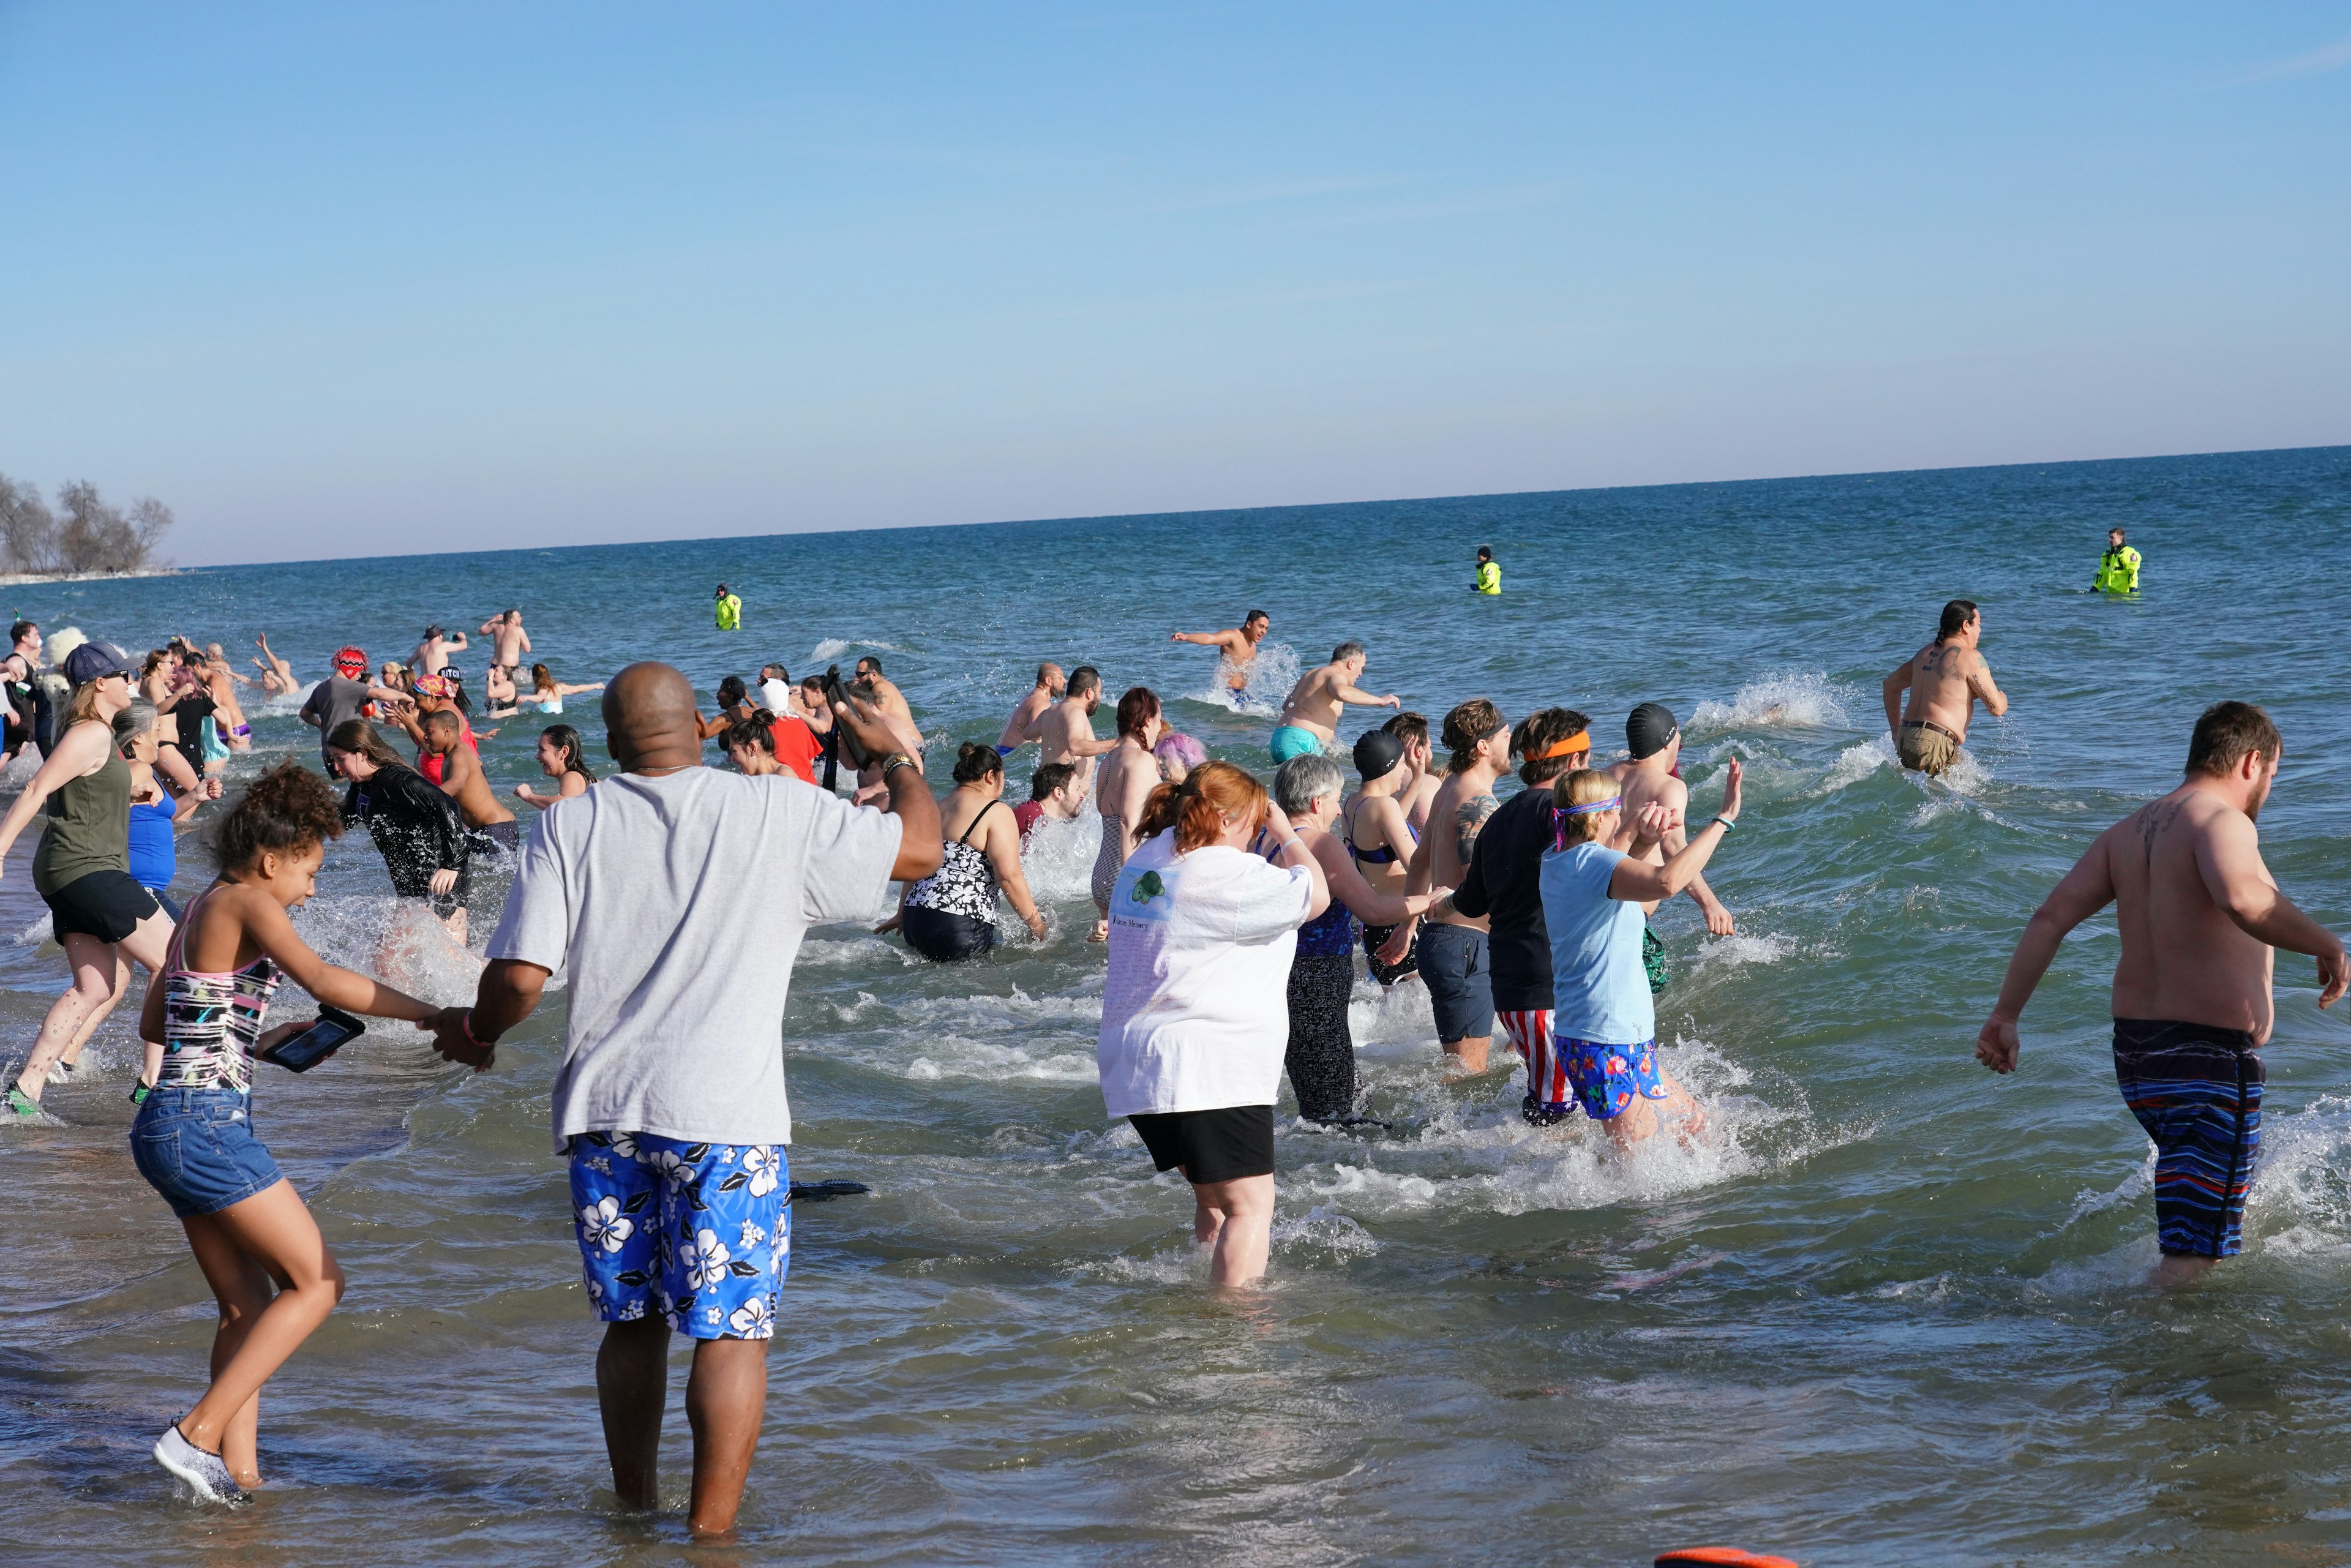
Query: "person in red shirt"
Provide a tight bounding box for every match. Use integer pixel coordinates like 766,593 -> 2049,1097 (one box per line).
1013,762 -> 1084,844
725,710 -> 823,788
386,673 -> 493,786
769,711 -> 823,786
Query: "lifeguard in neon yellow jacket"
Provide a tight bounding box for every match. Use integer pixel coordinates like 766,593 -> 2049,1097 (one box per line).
2093,529 -> 2142,595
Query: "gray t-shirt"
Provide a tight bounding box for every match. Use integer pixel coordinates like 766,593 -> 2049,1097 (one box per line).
299,675 -> 375,764
486,767 -> 901,1151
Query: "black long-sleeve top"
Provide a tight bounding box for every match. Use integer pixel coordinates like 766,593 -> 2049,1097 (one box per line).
1449,783 -> 1555,1011
342,765 -> 468,899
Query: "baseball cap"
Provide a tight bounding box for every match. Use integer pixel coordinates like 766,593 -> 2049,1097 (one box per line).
61,642 -> 130,686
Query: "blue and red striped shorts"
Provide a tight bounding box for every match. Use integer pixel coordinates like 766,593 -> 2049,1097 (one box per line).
2113,1018 -> 2263,1259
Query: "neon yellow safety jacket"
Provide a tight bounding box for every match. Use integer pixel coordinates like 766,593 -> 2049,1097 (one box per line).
1475,561 -> 1501,596
2093,546 -> 2140,595
715,593 -> 742,630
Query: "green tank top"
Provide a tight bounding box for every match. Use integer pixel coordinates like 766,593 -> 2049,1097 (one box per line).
32,738 -> 132,897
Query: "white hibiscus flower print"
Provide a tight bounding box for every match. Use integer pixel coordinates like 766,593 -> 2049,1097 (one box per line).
608,1132 -> 639,1160
617,1299 -> 646,1321
741,1146 -> 779,1198
579,1196 -> 636,1254
587,1155 -> 613,1176
706,1306 -> 722,1326
738,1220 -> 767,1251
585,1277 -> 606,1304
727,1297 -> 774,1337
643,1148 -> 691,1190
718,1148 -> 736,1165
683,1228 -> 733,1291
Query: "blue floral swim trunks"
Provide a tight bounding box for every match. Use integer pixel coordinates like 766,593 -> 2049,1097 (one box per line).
1559,1037 -> 1669,1121
566,1130 -> 791,1340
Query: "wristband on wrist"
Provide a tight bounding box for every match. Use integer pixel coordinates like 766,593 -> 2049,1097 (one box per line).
879,752 -> 917,778
1711,815 -> 1736,831
462,1010 -> 493,1049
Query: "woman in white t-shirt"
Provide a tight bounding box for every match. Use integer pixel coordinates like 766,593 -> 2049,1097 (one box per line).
1096,760 -> 1330,1286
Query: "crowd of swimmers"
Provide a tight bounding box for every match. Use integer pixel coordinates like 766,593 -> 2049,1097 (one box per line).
4,535 -> 2344,1537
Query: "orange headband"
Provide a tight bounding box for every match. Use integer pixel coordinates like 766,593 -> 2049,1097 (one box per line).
1533,731 -> 1591,760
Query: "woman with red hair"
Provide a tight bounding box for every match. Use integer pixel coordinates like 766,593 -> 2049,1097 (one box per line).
1095,760 -> 1330,1286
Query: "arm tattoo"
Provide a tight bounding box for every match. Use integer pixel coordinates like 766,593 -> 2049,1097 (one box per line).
1455,792 -> 1498,868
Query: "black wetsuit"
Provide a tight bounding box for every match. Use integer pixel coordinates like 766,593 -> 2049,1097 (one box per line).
342,765 -> 470,909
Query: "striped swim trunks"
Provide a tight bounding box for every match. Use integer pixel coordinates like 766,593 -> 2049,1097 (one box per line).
2113,1018 -> 2263,1259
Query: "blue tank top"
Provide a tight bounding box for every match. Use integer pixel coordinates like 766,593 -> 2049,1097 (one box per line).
127,798 -> 177,890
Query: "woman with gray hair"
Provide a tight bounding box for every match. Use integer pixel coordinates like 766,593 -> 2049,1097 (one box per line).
1262,753 -> 1450,1124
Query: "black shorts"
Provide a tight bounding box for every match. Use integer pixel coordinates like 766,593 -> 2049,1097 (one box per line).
43,869 -> 160,943
1128,1105 -> 1276,1185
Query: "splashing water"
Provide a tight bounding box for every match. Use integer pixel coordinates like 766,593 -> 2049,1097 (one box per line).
1688,670 -> 1852,735
1182,639 -> 1299,719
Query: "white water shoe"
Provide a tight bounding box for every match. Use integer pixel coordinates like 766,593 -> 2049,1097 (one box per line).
153,1422 -> 249,1506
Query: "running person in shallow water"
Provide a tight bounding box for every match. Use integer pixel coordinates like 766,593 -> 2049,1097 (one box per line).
1883,598 -> 2008,777
1171,609 -> 1271,694
1270,640 -> 1399,763
1976,701 -> 2347,1287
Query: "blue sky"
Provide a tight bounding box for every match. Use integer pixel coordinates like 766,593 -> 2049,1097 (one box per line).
2,4 -> 2345,565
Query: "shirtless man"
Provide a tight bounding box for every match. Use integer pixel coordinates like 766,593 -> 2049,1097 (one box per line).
1033,666 -> 1120,798
852,656 -> 920,801
1883,598 -> 2008,776
1171,610 -> 1271,693
1383,711 -> 1442,837
420,708 -> 521,853
414,624 -> 468,677
479,610 -> 531,677
1395,700 -> 1512,1071
1603,705 -> 1735,955
200,651 -> 252,753
1271,641 -> 1400,763
1977,702 -> 2345,1286
251,633 -> 298,696
997,662 -> 1065,752
1089,686 -> 1166,942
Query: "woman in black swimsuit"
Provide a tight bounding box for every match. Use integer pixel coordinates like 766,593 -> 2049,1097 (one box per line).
1343,729 -> 1421,988
322,718 -> 471,939
880,744 -> 1049,961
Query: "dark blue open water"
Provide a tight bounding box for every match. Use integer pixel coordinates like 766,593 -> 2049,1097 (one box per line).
2,445 -> 2348,1564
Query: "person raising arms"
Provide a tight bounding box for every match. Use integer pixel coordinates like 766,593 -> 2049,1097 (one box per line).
525,662 -> 605,717
425,664 -> 935,1539
1270,641 -> 1400,764
419,708 -> 520,855
1170,610 -> 1272,694
132,763 -> 441,1505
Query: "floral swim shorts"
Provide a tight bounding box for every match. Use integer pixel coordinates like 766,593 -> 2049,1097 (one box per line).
1559,1037 -> 1668,1122
567,1130 -> 792,1340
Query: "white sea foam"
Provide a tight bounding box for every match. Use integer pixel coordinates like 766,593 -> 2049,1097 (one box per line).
1181,640 -> 1299,720
902,1035 -> 1098,1083
1270,1206 -> 1382,1260
1817,736 -> 1894,794
2062,1148 -> 2155,1228
14,913 -> 54,950
806,637 -> 903,667
1689,932 -> 1794,972
1689,672 -> 1850,736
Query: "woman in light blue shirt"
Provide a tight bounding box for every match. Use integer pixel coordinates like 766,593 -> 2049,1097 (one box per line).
1535,760 -> 1743,1147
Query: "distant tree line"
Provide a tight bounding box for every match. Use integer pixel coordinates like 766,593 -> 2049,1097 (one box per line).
0,473 -> 174,576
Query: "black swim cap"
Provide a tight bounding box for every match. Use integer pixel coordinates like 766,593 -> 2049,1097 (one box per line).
1626,702 -> 1679,759
1352,729 -> 1404,781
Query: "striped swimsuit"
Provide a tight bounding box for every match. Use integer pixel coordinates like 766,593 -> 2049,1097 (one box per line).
154,890 -> 283,1095
2112,1018 -> 2263,1258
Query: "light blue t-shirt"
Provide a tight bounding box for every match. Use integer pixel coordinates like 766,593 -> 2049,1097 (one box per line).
1538,842 -> 1654,1045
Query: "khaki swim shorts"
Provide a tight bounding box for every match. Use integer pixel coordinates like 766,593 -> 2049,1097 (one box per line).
1897,719 -> 1961,776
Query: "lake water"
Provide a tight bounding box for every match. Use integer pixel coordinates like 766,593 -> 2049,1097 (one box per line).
2,445 -> 2348,1566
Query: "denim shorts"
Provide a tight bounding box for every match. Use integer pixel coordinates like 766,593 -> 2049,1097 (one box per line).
130,1087 -> 286,1218
567,1131 -> 792,1340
